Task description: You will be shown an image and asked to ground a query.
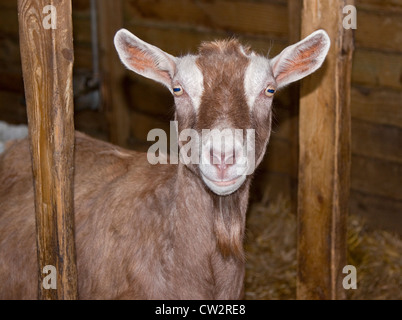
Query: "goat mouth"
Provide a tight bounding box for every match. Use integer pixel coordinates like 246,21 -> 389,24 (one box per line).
201,173 -> 246,195
208,178 -> 239,187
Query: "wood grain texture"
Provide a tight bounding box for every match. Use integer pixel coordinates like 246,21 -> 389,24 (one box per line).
297,0 -> 355,300
356,0 -> 402,13
355,9 -> 402,53
352,119 -> 402,165
351,86 -> 402,129
97,0 -> 130,148
351,155 -> 402,201
123,0 -> 289,40
352,50 -> 402,91
350,190 -> 402,234
17,0 -> 77,299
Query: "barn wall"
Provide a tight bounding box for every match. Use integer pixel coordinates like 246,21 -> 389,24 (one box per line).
349,0 -> 402,232
0,0 -> 400,233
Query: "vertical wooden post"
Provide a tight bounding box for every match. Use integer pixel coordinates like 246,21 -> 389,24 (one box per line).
18,0 -> 78,299
98,0 -> 130,148
297,0 -> 354,299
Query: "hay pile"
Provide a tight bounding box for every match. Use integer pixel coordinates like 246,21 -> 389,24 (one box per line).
244,191 -> 402,300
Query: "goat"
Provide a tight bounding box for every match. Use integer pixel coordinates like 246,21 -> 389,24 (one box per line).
0,29 -> 330,299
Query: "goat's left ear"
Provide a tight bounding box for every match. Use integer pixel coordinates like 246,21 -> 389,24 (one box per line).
270,30 -> 330,89
114,29 -> 177,92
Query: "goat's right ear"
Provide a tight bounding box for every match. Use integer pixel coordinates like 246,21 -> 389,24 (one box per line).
270,30 -> 330,89
114,29 -> 177,92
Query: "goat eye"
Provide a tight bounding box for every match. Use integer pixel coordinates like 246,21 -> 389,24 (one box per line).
173,85 -> 184,96
265,86 -> 276,97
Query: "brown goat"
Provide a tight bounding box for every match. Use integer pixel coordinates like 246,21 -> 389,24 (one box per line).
0,29 -> 330,299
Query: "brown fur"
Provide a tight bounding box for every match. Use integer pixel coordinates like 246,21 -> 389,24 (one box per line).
196,40 -> 253,259
0,39 -> 273,300
0,132 -> 246,299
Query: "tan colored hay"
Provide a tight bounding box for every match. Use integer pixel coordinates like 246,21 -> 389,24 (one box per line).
244,190 -> 402,300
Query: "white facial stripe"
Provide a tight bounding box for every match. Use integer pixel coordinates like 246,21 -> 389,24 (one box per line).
244,56 -> 271,109
175,55 -> 204,111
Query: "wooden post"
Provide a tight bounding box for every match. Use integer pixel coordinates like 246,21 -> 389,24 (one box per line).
297,0 -> 354,299
97,0 -> 130,148
18,0 -> 78,299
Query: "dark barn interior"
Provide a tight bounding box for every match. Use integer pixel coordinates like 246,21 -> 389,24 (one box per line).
0,0 -> 401,300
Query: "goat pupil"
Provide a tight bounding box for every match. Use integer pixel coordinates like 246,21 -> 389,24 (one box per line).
174,87 -> 181,92
268,89 -> 275,93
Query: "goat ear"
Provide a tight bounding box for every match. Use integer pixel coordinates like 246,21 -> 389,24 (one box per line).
114,29 -> 177,91
270,30 -> 330,89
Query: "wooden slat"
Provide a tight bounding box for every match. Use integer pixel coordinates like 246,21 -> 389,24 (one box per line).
352,49 -> 402,91
123,0 -> 288,40
97,0 -> 131,148
350,190 -> 402,234
352,119 -> 402,164
18,0 -> 78,299
297,0 -> 354,300
351,155 -> 402,201
124,22 -> 287,57
356,0 -> 402,13
356,10 -> 402,53
351,86 -> 402,129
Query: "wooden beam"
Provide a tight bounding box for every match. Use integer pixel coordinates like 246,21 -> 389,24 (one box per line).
297,0 -> 354,300
97,0 -> 130,147
18,0 -> 78,299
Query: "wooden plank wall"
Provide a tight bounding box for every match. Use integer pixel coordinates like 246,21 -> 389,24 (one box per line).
0,0 -> 401,234
0,0 -> 108,139
350,0 -> 402,233
0,0 -> 25,123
